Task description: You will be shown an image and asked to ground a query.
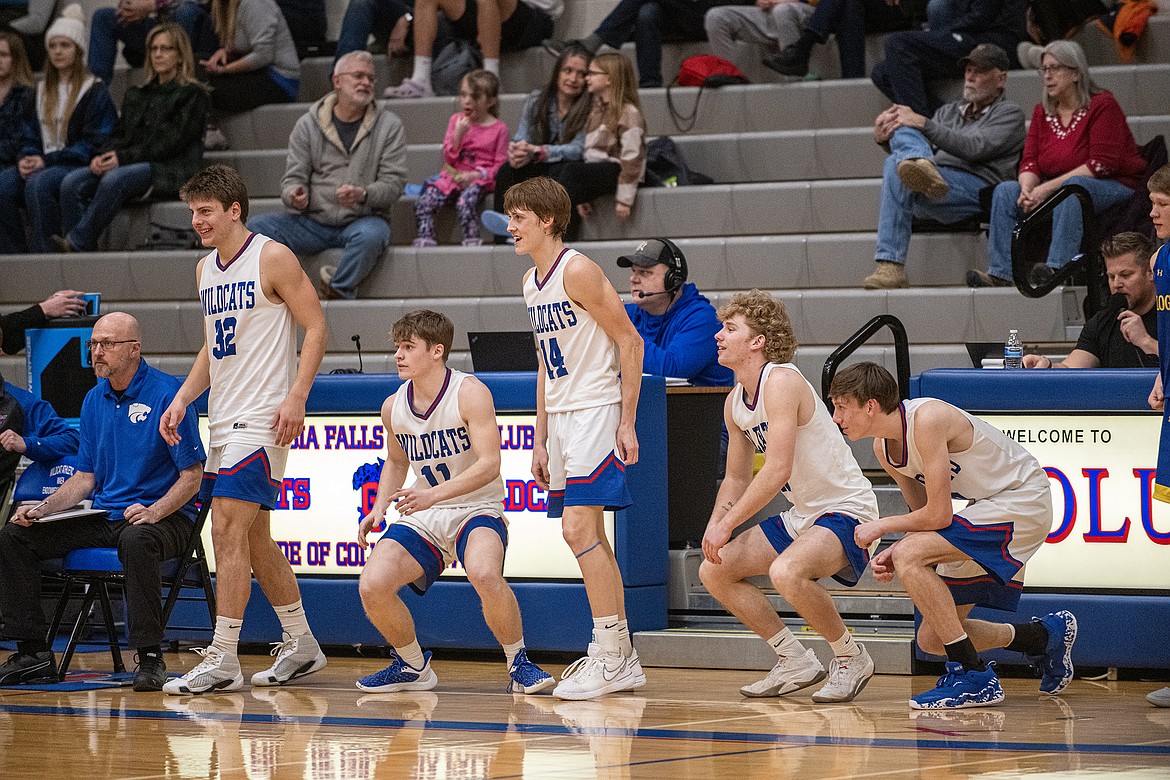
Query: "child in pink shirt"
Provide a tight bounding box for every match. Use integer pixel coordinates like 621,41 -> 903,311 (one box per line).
413,70 -> 508,247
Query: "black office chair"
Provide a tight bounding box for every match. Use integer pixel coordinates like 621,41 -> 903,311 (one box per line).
44,501 -> 216,678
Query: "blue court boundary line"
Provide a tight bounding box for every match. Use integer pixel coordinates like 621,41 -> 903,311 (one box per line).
2,702 -> 1169,756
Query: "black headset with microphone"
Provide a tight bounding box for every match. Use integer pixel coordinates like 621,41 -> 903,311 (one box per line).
633,238 -> 688,298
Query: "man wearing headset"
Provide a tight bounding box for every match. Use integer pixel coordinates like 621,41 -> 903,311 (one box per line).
618,238 -> 733,387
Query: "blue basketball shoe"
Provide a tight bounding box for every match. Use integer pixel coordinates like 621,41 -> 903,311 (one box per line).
909,662 -> 1005,710
356,651 -> 438,693
508,649 -> 555,694
1032,611 -> 1077,695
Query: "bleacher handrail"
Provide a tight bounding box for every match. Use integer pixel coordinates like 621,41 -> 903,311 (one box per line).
821,315 -> 911,408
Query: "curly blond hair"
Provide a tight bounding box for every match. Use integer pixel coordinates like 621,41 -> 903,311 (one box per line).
718,290 -> 796,364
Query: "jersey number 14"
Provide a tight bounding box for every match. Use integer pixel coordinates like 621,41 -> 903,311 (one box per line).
540,337 -> 569,381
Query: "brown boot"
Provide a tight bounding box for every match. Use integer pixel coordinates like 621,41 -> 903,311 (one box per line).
863,261 -> 910,289
896,158 -> 949,199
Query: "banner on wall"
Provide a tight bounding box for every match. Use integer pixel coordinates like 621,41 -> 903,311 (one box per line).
198,414 -> 614,579
976,412 -> 1170,591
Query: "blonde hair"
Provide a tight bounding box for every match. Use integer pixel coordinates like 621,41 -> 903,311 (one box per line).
212,0 -> 241,49
717,290 -> 797,364
590,52 -> 643,134
41,37 -> 89,148
144,24 -> 200,86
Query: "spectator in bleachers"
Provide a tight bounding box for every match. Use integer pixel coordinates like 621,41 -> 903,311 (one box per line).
970,40 -> 1146,287
543,0 -> 738,89
0,290 -> 87,355
248,51 -> 408,300
871,0 -> 1027,116
1,0 -> 52,69
1022,232 -> 1158,368
385,0 -> 557,97
0,31 -> 34,169
0,367 -> 80,504
618,238 -> 733,386
335,0 -> 415,61
864,43 -> 1024,290
704,0 -> 814,76
479,42 -> 590,239
274,0 -> 327,53
413,69 -> 506,247
88,0 -> 218,84
51,24 -> 209,254
0,5 -> 117,254
200,0 -> 301,148
761,0 -> 909,80
555,52 -> 646,241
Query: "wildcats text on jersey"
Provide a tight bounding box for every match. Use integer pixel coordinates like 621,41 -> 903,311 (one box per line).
201,280 -> 257,316
395,426 -> 472,462
527,300 -> 578,335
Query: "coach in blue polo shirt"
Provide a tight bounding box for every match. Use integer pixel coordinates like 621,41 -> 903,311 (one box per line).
0,312 -> 206,692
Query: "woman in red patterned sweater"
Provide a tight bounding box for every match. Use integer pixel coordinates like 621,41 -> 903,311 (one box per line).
971,40 -> 1145,287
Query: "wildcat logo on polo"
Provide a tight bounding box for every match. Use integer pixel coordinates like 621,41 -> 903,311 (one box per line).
128,403 -> 152,423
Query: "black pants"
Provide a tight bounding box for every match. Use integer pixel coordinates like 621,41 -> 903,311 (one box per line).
494,159 -> 569,208
553,161 -> 622,241
0,512 -> 193,650
209,68 -> 297,117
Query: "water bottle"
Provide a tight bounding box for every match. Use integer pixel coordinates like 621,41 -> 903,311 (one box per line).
1004,329 -> 1023,369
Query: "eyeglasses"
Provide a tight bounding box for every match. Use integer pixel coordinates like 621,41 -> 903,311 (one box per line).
338,71 -> 376,83
149,44 -> 177,53
1039,64 -> 1070,75
86,339 -> 138,351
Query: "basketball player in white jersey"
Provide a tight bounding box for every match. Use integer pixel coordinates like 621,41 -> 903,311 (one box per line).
502,177 -> 646,701
829,362 -> 1077,710
159,165 -> 329,694
698,290 -> 880,704
354,310 -> 555,694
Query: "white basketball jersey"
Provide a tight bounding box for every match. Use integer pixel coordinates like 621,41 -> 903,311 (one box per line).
391,369 -> 505,508
199,233 -> 297,447
883,398 -> 1049,510
730,363 -> 878,530
523,248 -> 621,413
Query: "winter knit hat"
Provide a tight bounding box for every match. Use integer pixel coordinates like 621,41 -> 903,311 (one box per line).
44,4 -> 88,56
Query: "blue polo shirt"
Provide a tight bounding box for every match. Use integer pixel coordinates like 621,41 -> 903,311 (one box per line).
76,359 -> 206,521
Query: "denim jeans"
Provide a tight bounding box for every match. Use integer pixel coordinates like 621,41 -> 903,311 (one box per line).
0,165 -> 27,253
987,175 -> 1135,280
806,0 -> 905,79
25,165 -> 80,253
60,162 -> 154,251
335,0 -> 412,59
247,212 -> 391,298
88,2 -> 217,83
595,0 -> 720,88
875,127 -> 988,263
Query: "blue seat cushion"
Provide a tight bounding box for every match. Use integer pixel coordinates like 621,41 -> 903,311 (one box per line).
61,548 -> 122,573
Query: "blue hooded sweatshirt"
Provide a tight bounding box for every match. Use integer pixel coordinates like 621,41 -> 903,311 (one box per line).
624,283 -> 734,387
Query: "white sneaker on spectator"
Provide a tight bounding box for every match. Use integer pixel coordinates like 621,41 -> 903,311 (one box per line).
251,633 -> 327,687
384,78 -> 433,99
740,649 -> 826,698
163,646 -> 244,695
203,126 -> 230,151
319,265 -> 336,286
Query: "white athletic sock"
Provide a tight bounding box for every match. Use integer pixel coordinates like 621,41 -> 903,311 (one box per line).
502,638 -> 525,668
828,631 -> 861,658
211,616 -> 242,657
615,619 -> 633,657
592,614 -> 621,656
274,600 -> 311,637
484,57 -> 500,76
394,639 -> 427,670
411,56 -> 433,85
767,627 -> 805,658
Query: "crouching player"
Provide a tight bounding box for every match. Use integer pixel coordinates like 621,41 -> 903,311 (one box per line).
699,290 -> 880,703
355,310 -> 554,694
830,362 -> 1076,709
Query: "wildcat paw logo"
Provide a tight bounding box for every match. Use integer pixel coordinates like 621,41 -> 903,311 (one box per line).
128,403 -> 152,423
353,458 -> 386,529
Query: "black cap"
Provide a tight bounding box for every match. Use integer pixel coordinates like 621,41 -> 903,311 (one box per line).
617,239 -> 673,268
960,43 -> 1011,72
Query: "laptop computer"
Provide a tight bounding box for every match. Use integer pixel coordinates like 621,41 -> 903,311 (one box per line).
468,331 -> 539,372
965,342 -> 1003,367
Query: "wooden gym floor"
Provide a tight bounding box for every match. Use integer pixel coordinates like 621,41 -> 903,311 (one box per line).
1,652 -> 1168,779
